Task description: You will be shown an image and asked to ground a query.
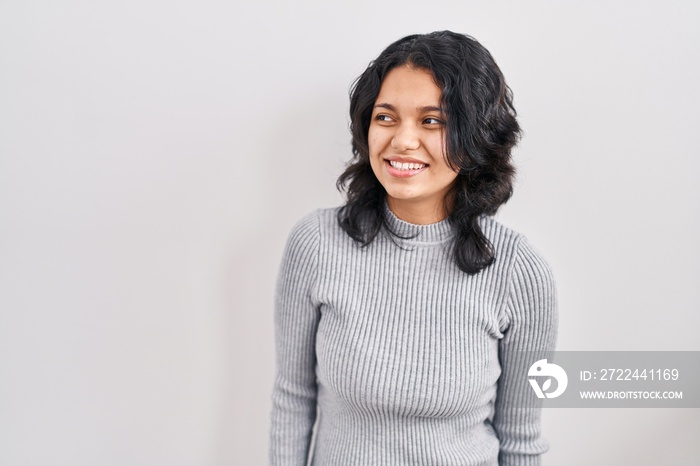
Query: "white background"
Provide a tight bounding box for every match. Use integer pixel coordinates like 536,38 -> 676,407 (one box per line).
1,1 -> 699,465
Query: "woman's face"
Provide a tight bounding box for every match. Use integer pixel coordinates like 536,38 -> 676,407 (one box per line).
368,65 -> 459,223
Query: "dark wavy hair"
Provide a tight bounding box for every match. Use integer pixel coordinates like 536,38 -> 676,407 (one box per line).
336,30 -> 521,275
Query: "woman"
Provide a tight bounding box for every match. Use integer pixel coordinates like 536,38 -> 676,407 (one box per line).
270,30 -> 558,466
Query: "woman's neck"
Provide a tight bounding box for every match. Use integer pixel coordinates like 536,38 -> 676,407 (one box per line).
386,196 -> 453,225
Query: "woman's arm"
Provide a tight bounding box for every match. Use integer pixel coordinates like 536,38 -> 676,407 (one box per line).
269,212 -> 321,466
493,236 -> 559,466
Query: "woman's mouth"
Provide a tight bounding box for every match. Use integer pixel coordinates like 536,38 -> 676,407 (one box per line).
385,159 -> 428,178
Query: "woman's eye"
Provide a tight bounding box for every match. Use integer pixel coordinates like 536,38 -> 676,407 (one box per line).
375,114 -> 394,122
424,117 -> 444,125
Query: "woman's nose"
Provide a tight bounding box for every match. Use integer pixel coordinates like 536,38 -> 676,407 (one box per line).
390,124 -> 420,152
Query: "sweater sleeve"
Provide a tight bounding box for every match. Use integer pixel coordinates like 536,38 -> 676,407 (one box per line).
269,212 -> 321,466
493,236 -> 559,466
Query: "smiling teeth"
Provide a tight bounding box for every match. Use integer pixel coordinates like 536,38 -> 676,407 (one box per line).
389,160 -> 426,170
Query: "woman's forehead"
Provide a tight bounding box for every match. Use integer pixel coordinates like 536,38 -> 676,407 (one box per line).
376,66 -> 442,110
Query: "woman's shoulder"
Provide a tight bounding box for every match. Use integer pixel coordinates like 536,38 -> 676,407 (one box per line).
478,215 -> 522,251
285,206 -> 343,243
281,206 -> 350,267
288,206 -> 341,228
478,215 -> 555,278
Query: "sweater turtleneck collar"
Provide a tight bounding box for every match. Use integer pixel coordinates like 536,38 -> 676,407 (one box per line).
381,200 -> 455,245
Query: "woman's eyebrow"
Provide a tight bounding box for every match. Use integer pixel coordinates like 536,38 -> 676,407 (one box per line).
374,103 -> 444,113
420,106 -> 444,113
374,103 -> 396,111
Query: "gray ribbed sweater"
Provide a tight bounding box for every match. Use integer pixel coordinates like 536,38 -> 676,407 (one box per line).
270,203 -> 558,466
